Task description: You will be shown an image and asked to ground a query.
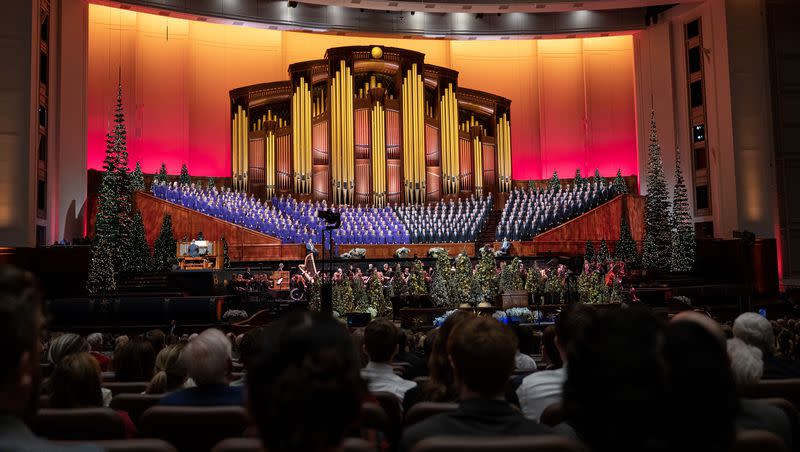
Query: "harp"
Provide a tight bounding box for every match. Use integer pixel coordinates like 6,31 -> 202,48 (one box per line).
298,253 -> 319,283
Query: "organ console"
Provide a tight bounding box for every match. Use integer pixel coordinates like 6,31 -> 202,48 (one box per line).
229,46 -> 513,205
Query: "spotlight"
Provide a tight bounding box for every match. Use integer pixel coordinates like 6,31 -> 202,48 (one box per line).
288,1 -> 298,7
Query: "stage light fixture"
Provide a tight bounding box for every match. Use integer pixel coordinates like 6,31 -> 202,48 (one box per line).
288,1 -> 298,8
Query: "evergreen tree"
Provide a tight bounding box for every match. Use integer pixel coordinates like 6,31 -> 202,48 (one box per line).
207,177 -> 216,190
500,257 -> 523,292
221,235 -> 230,269
449,254 -> 472,306
130,162 -> 145,192
391,264 -> 407,297
369,272 -> 391,317
585,240 -> 595,262
86,242 -> 116,296
471,250 -> 498,305
152,214 -> 177,272
593,168 -> 603,186
121,212 -> 151,273
596,239 -> 611,264
642,110 -> 672,271
574,169 -> 586,190
157,163 -> 168,184
612,169 -> 628,195
670,150 -> 695,272
179,164 -> 191,186
352,274 -> 369,312
332,278 -> 354,315
615,215 -> 640,267
524,263 -> 544,296
548,170 -> 560,191
430,254 -> 451,307
528,180 -> 536,190
407,259 -> 427,296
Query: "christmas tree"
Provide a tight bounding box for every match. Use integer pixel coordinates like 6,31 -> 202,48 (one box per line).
642,110 -> 672,271
430,254 -> 451,307
615,215 -> 640,266
670,150 -> 695,272
592,168 -> 603,186
156,163 -> 168,184
407,259 -> 427,296
352,274 -> 369,312
574,169 -> 586,190
499,257 -> 524,292
332,278 -> 355,315
221,235 -> 230,269
207,177 -> 216,190
86,242 -> 116,296
524,263 -> 544,296
548,170 -> 560,191
471,250 -> 498,305
585,240 -> 595,262
369,273 -> 391,317
120,211 -> 151,273
130,162 -> 145,192
152,214 -> 177,272
596,239 -> 611,264
179,164 -> 191,186
391,264 -> 407,297
449,254 -> 472,306
612,169 -> 628,195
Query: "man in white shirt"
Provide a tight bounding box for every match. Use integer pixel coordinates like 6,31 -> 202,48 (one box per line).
516,303 -> 598,421
360,319 -> 416,400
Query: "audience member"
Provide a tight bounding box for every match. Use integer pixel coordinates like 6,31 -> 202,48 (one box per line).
159,328 -> 242,406
518,303 -> 597,421
247,311 -> 365,452
511,324 -> 537,372
400,316 -> 551,452
112,336 -> 156,382
540,325 -> 562,370
733,312 -> 800,379
0,265 -> 101,452
48,353 -> 137,438
727,338 -> 763,385
360,319 -> 416,400
145,344 -> 187,394
47,333 -> 90,366
394,328 -> 426,380
144,329 -> 166,353
231,328 -> 262,387
86,333 -> 110,371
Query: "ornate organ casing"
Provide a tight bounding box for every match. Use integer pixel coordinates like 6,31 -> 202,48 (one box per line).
230,46 -> 512,204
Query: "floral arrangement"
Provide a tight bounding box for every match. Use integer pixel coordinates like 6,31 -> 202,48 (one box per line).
492,310 -> 508,322
505,307 -> 537,322
433,309 -> 458,327
222,309 -> 248,323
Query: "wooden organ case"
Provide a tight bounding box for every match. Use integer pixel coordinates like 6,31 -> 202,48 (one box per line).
230,46 -> 513,205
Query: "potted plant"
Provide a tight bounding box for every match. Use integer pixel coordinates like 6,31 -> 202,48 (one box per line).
500,257 -> 528,309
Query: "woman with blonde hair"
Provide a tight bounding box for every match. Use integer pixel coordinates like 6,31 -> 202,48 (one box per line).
145,344 -> 187,394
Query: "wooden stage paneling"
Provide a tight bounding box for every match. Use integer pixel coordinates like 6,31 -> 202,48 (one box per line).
134,192 -> 305,262
338,243 -> 475,259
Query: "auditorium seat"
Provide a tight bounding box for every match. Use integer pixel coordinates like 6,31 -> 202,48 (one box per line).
740,380 -> 800,411
405,402 -> 458,427
33,408 -> 126,440
539,402 -> 565,427
359,401 -> 390,436
109,393 -> 164,425
731,430 -> 788,452
58,439 -> 177,452
370,392 -> 404,447
102,371 -> 117,382
211,437 -> 375,452
104,381 -> 150,395
414,376 -> 430,386
139,405 -> 250,452
409,435 -> 586,452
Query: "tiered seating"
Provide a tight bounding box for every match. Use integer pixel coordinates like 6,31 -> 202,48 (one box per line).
393,194 -> 492,243
496,182 -> 612,241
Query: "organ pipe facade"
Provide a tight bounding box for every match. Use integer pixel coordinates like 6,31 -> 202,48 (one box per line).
230,46 -> 512,204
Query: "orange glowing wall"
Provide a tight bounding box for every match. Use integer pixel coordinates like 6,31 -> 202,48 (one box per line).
88,4 -> 637,181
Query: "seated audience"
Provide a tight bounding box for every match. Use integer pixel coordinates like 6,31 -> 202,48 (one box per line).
511,324 -> 537,372
159,328 -> 242,406
727,337 -> 763,385
518,303 -> 597,421
47,333 -> 90,366
0,265 -> 101,452
733,312 -> 800,379
540,325 -> 563,370
113,336 -> 156,382
145,344 -> 187,394
86,332 -> 110,371
48,353 -> 137,438
394,328 -> 426,381
248,311 -> 365,452
144,329 -> 166,354
231,328 -> 262,387
400,316 -> 551,452
360,319 -> 416,400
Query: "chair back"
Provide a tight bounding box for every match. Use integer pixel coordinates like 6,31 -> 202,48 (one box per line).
359,401 -> 390,435
103,381 -> 150,395
139,405 -> 249,452
410,435 -> 586,452
731,430 -> 788,452
540,402 -> 565,427
58,439 -> 177,452
405,402 -> 458,427
33,408 -> 126,440
211,437 -> 374,452
109,393 -> 164,425
740,380 -> 800,411
370,392 -> 403,448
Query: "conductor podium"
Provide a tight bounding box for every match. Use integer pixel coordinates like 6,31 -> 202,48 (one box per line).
176,240 -> 222,270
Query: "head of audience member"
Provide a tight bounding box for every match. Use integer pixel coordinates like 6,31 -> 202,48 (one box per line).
363,319 -> 399,365
183,328 -> 232,386
86,333 -> 104,352
47,333 -> 90,366
727,338 -> 763,385
114,335 -> 129,351
145,344 -> 187,394
248,312 -> 365,452
422,310 -> 473,402
350,328 -> 368,368
113,336 -> 156,382
49,352 -> 103,409
511,324 -> 535,356
237,328 -> 263,371
0,265 -> 45,421
664,313 -> 739,452
145,329 -> 166,353
733,312 -> 775,355
563,306 -> 669,452
448,316 -> 517,399
554,302 -> 598,364
541,326 -> 562,369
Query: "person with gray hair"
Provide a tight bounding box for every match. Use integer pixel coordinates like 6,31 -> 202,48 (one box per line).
47,333 -> 90,366
158,328 -> 242,406
727,338 -> 763,385
86,333 -> 110,371
733,312 -> 800,379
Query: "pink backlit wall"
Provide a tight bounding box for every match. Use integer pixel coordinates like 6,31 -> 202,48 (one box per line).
88,5 -> 638,181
